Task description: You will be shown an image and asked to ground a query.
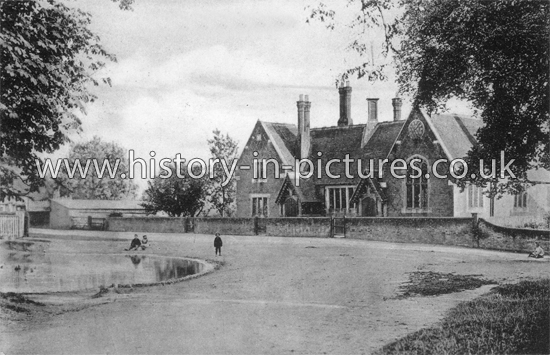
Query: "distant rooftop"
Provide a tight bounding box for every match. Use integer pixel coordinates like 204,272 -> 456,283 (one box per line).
51,199 -> 144,210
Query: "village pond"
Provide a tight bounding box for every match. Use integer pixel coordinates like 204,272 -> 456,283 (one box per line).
0,240 -> 205,293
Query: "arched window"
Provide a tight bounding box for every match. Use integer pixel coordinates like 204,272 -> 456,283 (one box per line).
406,157 -> 428,210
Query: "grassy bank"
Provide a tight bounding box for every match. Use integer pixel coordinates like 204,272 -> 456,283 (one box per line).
397,271 -> 495,297
378,279 -> 550,354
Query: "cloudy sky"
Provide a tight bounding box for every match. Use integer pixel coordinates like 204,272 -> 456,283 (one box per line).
61,0 -> 469,189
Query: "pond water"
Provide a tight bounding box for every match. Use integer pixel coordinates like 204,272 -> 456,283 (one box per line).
0,241 -> 205,293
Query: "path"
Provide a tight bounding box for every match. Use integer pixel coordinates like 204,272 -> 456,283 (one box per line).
1,229 -> 546,354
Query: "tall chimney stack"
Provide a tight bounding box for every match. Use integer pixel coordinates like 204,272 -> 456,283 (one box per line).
392,97 -> 402,121
367,98 -> 379,122
337,81 -> 353,126
361,98 -> 379,147
297,94 -> 311,159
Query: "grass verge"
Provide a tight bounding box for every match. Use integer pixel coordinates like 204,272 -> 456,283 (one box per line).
398,271 -> 495,298
377,279 -> 550,354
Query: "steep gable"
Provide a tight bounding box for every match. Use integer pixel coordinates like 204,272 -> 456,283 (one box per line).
429,114 -> 483,160
260,121 -> 297,166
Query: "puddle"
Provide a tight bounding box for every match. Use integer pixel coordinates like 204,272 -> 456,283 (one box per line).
0,241 -> 205,293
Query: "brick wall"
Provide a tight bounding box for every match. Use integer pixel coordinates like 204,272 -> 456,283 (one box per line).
477,218 -> 550,253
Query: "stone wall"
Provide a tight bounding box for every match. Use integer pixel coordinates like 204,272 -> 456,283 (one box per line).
106,215 -> 550,254
264,218 -> 331,238
193,218 -> 256,236
346,217 -> 474,247
108,217 -> 187,233
477,218 -> 550,253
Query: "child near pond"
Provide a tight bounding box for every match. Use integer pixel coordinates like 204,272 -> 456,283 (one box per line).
528,242 -> 545,259
125,234 -> 141,251
140,235 -> 150,250
214,233 -> 223,256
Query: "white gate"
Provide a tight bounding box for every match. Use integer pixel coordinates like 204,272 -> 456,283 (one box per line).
0,212 -> 24,239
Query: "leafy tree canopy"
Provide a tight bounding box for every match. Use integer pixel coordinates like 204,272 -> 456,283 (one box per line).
205,129 -> 239,217
0,0 -> 132,201
54,136 -> 138,200
309,0 -> 549,194
141,164 -> 208,217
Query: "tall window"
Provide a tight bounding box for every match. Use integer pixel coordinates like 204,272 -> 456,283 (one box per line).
514,191 -> 528,208
253,160 -> 266,181
327,186 -> 355,213
252,196 -> 268,217
406,158 -> 428,209
468,185 -> 484,209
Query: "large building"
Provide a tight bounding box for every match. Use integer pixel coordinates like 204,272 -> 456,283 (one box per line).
235,83 -> 550,222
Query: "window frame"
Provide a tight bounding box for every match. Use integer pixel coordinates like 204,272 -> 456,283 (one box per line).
325,186 -> 356,214
514,191 -> 528,209
403,156 -> 430,213
467,184 -> 484,210
251,194 -> 270,217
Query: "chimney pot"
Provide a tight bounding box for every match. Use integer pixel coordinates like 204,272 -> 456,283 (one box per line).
345,80 -> 350,87
305,95 -> 309,102
392,97 -> 402,121
299,94 -> 304,101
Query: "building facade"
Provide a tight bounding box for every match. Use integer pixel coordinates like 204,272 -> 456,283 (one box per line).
236,83 -> 550,222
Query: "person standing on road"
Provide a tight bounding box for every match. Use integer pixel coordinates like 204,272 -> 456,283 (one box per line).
214,233 -> 223,256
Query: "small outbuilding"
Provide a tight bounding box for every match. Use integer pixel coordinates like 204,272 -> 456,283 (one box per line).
50,199 -> 146,230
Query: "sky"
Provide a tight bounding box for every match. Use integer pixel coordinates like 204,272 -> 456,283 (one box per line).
60,0 -> 470,190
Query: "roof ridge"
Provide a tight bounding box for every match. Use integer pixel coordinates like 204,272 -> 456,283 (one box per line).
312,124 -> 366,131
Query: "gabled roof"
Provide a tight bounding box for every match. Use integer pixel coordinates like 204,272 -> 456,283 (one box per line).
260,121 -> 297,167
51,199 -> 144,210
275,173 -> 320,204
350,177 -> 387,203
426,112 -> 483,160
310,124 -> 366,186
363,121 -> 405,159
262,106 -> 483,206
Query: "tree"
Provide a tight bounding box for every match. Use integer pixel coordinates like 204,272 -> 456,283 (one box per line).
141,164 -> 208,217
0,0 -> 132,201
309,0 -> 549,194
396,0 -> 549,195
54,136 -> 138,200
206,129 -> 239,217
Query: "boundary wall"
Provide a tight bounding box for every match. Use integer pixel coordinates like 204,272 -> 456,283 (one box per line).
106,215 -> 550,253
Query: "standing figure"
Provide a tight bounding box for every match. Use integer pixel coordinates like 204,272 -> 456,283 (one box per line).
214,233 -> 223,256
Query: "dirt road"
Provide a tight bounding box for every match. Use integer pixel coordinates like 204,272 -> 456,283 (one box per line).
1,230 -> 546,354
